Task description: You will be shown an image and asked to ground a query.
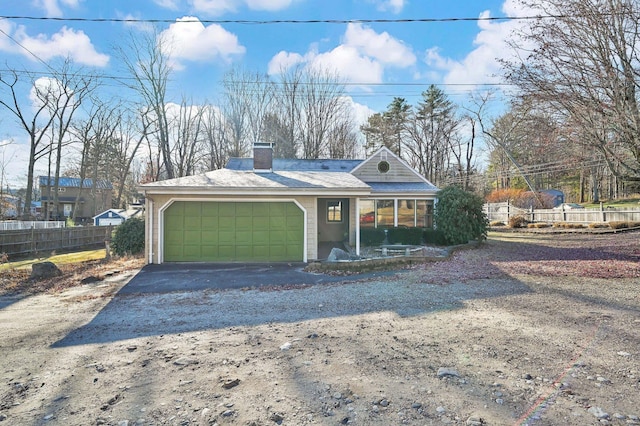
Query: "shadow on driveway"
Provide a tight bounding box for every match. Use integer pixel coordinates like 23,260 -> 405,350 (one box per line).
51,262 -> 531,348
117,263 -> 396,295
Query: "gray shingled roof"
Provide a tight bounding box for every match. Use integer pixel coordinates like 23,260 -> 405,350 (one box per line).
39,176 -> 113,189
226,158 -> 363,172
140,168 -> 370,192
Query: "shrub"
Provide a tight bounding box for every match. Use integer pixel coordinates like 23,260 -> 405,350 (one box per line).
588,222 -> 609,229
0,252 -> 8,264
111,218 -> 145,256
508,215 -> 528,228
629,221 -> 640,228
387,227 -> 424,245
434,186 -> 488,245
489,221 -> 505,227
423,228 -> 448,246
360,228 -> 386,246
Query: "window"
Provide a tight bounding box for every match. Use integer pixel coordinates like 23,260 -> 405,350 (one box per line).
359,199 -> 375,228
416,200 -> 434,228
57,187 -> 66,193
397,199 -> 416,227
327,200 -> 343,222
376,200 -> 394,227
359,199 -> 435,229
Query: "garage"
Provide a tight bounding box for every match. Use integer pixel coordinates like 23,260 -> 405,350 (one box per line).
163,201 -> 304,262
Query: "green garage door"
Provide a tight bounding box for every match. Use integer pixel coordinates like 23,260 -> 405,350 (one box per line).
163,201 -> 304,262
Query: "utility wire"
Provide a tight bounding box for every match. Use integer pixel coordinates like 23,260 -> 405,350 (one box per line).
0,13 -> 614,25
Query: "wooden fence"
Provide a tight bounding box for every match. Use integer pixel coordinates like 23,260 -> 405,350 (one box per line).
484,202 -> 640,224
0,226 -> 113,258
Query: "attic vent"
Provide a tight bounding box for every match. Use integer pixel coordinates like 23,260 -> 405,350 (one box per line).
377,160 -> 390,173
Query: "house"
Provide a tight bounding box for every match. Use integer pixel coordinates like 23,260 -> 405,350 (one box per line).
39,176 -> 113,222
139,143 -> 439,264
93,207 -> 144,226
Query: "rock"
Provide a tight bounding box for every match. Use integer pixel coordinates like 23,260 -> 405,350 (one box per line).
117,421 -> 129,426
436,406 -> 446,414
126,346 -> 137,352
588,406 -> 610,419
43,414 -> 54,421
173,357 -> 198,366
378,399 -> 389,407
466,415 -> 485,425
80,275 -> 101,284
222,379 -> 240,389
437,367 -> 460,378
327,248 -> 351,262
270,412 -> 284,423
221,409 -> 234,417
30,262 -> 62,280
411,403 -> 422,409
0,412 -> 7,421
279,342 -> 292,350
333,392 -> 342,400
617,351 -> 631,357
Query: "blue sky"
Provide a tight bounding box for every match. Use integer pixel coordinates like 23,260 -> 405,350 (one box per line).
0,0 -> 528,187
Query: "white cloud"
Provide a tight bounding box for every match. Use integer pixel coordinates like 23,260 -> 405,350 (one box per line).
153,0 -> 181,9
268,51 -> 305,75
0,21 -> 109,67
155,0 -> 297,16
341,96 -> 376,126
159,17 -> 246,68
311,45 -> 384,84
370,0 -> 405,14
344,23 -> 415,67
267,23 -> 414,85
190,0 -> 239,15
33,0 -> 82,18
423,0 -> 533,87
245,0 -> 296,11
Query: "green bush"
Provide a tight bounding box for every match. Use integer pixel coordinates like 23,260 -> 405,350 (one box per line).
434,186 -> 488,245
423,228 -> 448,245
111,218 -> 145,256
387,227 -> 424,245
360,228 -> 386,246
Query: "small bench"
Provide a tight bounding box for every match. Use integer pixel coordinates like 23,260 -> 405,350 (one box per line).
378,245 -> 421,256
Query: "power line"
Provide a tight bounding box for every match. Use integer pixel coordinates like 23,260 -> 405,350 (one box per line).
0,14 -> 608,26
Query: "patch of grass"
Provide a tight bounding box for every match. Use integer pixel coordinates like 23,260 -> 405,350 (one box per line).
582,196 -> 640,208
0,249 -> 108,272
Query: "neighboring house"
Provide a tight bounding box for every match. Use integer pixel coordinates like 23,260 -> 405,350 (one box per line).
93,207 -> 144,226
139,143 -> 439,264
39,176 -> 113,222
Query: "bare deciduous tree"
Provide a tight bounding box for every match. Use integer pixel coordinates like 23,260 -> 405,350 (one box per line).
503,0 -> 640,186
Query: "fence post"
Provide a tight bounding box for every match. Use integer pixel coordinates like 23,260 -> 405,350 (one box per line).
530,206 -> 534,223
507,200 -> 511,222
600,202 -> 605,222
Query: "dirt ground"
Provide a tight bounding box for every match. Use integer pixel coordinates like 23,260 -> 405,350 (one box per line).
0,231 -> 639,426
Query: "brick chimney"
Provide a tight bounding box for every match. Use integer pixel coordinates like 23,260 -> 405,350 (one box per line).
253,142 -> 274,172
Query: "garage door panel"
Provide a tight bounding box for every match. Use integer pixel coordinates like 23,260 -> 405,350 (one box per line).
164,201 -> 304,262
253,230 -> 269,245
235,216 -> 252,231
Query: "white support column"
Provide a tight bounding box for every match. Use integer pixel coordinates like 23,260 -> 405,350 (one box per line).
355,197 -> 360,256
394,199 -> 398,227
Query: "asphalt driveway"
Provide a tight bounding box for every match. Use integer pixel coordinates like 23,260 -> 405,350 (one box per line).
118,263 -> 397,294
